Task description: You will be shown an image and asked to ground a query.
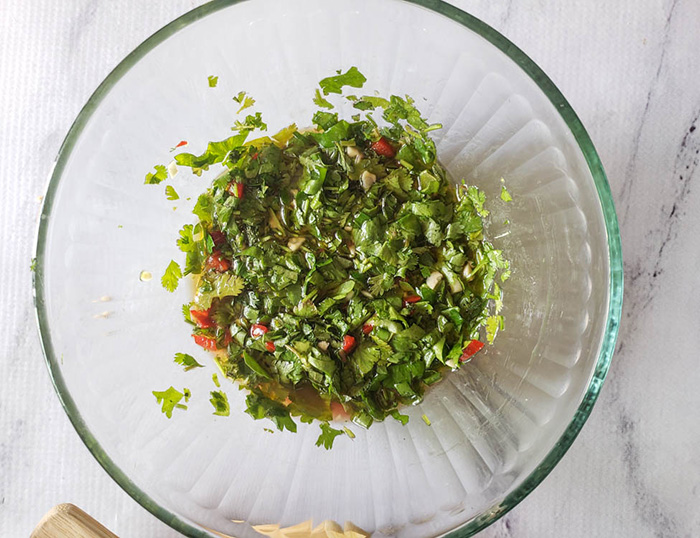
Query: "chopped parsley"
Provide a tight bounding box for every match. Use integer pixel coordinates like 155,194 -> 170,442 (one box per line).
165,185 -> 179,201
147,68 -> 509,445
500,185 -> 513,202
174,352 -> 204,371
145,164 -> 168,185
210,390 -> 230,416
316,422 -> 345,449
153,386 -> 190,418
233,91 -> 255,114
208,75 -> 218,88
161,260 -> 182,292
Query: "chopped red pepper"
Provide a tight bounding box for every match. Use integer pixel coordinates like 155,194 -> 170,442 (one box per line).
330,401 -> 351,421
370,137 -> 396,158
209,229 -> 226,246
206,250 -> 230,272
265,341 -> 276,352
342,335 -> 356,353
228,182 -> 244,199
362,324 -> 374,335
175,140 -> 188,148
190,308 -> 215,329
251,152 -> 259,160
402,295 -> 422,307
250,324 -> 269,338
459,340 -> 485,362
192,334 -> 217,351
222,329 -> 233,347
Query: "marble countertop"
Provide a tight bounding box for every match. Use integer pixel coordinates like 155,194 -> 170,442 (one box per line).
2,0 -> 699,536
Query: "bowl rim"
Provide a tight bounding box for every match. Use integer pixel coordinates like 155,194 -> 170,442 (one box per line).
32,0 -> 623,536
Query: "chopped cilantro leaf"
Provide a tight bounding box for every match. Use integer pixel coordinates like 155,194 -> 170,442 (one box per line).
210,390 -> 230,416
319,66 -> 367,95
233,91 -> 255,113
485,315 -> 503,344
231,112 -> 267,132
161,260 -> 182,292
165,185 -> 179,201
316,422 -> 345,449
208,75 -> 218,88
313,88 -> 333,109
144,164 -> 167,185
153,386 -> 189,418
174,352 -> 204,371
500,185 -> 513,202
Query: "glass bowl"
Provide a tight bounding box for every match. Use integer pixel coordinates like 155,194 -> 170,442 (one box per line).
33,0 -> 623,536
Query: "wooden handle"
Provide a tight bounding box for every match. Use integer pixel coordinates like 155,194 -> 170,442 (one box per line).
31,504 -> 119,538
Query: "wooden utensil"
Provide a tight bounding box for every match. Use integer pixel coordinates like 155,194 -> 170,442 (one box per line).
31,504 -> 119,538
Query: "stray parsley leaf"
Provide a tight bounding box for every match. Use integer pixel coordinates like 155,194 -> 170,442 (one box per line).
210,390 -> 230,416
161,260 -> 182,292
500,185 -> 513,202
233,91 -> 255,113
145,164 -> 168,185
231,111 -> 267,132
316,422 -> 345,449
165,185 -> 179,201
153,386 -> 189,418
319,66 -> 367,95
174,352 -> 204,371
313,89 -> 333,109
467,186 -> 489,217
208,75 -> 218,88
485,315 -> 503,344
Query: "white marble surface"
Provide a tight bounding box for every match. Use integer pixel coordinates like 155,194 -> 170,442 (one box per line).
1,0 -> 699,536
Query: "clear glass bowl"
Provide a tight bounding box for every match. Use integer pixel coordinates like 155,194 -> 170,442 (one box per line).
33,1 -> 623,536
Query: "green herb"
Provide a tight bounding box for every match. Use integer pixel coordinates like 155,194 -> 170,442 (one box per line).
313,89 -> 334,109
422,414 -> 431,426
165,185 -> 179,201
319,66 -> 367,95
145,164 -> 168,185
208,75 -> 218,88
30,258 -> 36,272
233,91 -> 255,113
316,422 -> 345,449
155,68 -> 509,444
174,352 -> 204,371
210,390 -> 230,416
212,373 -> 221,387
500,185 -> 512,202
153,386 -> 190,418
161,260 -> 182,292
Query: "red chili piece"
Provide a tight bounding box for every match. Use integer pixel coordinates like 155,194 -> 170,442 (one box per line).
265,341 -> 276,352
228,182 -> 245,199
251,152 -> 259,160
362,324 -> 374,335
370,137 -> 396,158
192,334 -> 217,351
402,295 -> 422,307
223,330 -> 233,347
175,140 -> 188,148
209,229 -> 226,246
206,250 -> 230,272
342,335 -> 356,353
250,324 -> 269,338
459,340 -> 485,362
190,308 -> 215,329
